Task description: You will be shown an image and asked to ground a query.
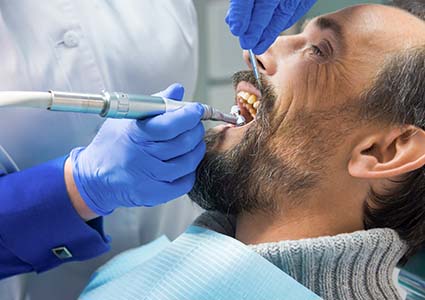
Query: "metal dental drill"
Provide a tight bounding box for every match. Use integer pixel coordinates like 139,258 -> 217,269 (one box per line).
0,90 -> 240,125
49,91 -> 239,124
231,105 -> 246,126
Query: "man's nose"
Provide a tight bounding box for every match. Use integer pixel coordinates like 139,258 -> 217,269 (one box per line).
243,50 -> 276,77
242,36 -> 299,77
242,38 -> 283,77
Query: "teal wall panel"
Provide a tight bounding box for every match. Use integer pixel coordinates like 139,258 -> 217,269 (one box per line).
306,0 -> 388,17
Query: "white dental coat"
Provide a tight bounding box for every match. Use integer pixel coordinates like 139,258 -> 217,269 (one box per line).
0,1 -> 202,299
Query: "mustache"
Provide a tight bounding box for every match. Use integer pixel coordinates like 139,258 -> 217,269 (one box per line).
232,70 -> 277,130
232,70 -> 263,92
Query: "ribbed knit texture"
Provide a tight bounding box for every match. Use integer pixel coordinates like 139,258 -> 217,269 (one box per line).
194,212 -> 408,300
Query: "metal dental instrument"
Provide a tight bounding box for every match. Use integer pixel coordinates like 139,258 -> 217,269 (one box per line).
231,105 -> 246,126
0,91 -> 239,125
248,49 -> 262,91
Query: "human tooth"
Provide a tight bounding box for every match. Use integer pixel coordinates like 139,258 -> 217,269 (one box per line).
249,108 -> 256,116
237,91 -> 250,101
247,94 -> 257,104
253,101 -> 260,109
236,93 -> 242,101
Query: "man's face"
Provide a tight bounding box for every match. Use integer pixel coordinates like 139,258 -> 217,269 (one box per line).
189,4 -> 425,214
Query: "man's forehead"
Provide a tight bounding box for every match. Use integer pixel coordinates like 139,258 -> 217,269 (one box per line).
308,16 -> 344,39
323,4 -> 425,48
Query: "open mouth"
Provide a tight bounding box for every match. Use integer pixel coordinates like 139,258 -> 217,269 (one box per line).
208,78 -> 263,150
235,81 -> 262,124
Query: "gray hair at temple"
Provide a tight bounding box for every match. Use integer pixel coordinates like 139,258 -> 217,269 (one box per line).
392,0 -> 425,20
360,0 -> 425,262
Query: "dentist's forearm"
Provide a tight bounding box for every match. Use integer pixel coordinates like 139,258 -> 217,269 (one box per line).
0,157 -> 110,277
65,158 -> 98,221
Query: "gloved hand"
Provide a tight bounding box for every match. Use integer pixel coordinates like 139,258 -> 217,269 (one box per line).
226,0 -> 317,54
70,83 -> 206,215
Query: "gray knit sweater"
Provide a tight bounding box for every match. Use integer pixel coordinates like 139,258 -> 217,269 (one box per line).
194,212 -> 408,300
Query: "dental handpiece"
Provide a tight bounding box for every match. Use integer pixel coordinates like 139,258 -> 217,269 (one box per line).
46,91 -> 238,124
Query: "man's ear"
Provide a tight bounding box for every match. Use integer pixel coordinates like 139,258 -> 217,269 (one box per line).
349,125 -> 425,179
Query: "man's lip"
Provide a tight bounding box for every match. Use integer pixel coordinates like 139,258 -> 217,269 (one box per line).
213,124 -> 233,132
235,81 -> 261,98
214,120 -> 254,132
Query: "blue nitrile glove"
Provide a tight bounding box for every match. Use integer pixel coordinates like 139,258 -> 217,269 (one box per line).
70,83 -> 206,215
226,0 -> 317,54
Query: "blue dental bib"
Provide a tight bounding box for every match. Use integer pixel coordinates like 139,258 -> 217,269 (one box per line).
80,226 -> 321,300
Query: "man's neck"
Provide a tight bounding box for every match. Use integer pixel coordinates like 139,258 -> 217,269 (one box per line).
235,193 -> 365,244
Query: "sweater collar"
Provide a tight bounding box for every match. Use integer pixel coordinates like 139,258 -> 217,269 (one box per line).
193,212 -> 408,300
249,228 -> 407,299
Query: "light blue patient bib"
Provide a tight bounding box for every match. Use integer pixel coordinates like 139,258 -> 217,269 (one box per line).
80,226 -> 321,300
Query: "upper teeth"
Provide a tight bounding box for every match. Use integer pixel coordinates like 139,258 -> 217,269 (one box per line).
247,95 -> 256,104
237,91 -> 260,117
238,91 -> 251,101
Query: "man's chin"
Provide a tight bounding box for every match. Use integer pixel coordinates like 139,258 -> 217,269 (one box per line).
189,120 -> 264,214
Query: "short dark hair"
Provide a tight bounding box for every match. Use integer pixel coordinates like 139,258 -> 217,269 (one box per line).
392,0 -> 425,20
360,1 -> 425,261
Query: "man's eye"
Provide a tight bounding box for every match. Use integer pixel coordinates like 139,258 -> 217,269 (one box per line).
311,45 -> 324,57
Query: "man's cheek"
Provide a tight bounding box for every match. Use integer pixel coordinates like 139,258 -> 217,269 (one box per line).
278,66 -> 314,110
292,57 -> 340,104
303,63 -> 352,109
264,84 -> 296,131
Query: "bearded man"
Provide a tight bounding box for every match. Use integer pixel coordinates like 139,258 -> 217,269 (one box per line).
189,2 -> 425,299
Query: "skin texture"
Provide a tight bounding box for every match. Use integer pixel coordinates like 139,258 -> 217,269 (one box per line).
65,158 -> 97,221
189,4 -> 425,244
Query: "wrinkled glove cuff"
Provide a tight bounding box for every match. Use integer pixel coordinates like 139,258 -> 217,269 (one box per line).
70,147 -> 114,216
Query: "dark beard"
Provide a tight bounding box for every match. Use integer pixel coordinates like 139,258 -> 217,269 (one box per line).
189,71 -> 315,215
188,71 -> 353,215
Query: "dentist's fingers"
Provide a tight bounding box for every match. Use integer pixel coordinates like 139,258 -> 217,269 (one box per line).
154,83 -> 185,101
226,0 -> 255,37
146,141 -> 206,182
142,122 -> 205,161
141,172 -> 197,207
132,103 -> 204,142
252,6 -> 294,54
239,0 -> 281,50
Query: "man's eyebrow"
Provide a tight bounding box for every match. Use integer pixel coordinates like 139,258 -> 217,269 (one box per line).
314,17 -> 344,42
